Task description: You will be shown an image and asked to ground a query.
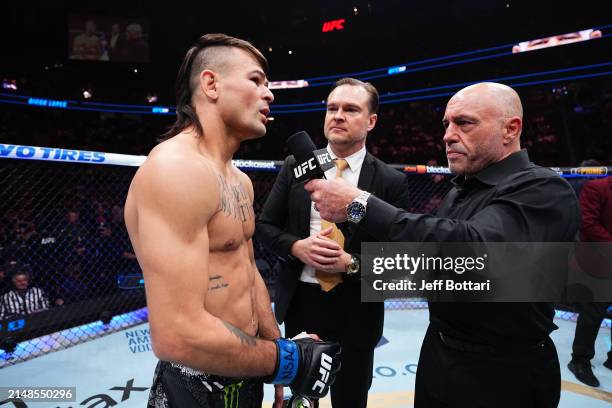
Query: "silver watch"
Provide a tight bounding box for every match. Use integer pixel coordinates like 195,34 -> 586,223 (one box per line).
346,191 -> 371,224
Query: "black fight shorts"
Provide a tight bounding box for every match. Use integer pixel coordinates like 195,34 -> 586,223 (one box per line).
147,361 -> 264,408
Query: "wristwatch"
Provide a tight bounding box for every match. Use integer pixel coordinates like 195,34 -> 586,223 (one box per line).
346,255 -> 360,275
346,191 -> 371,224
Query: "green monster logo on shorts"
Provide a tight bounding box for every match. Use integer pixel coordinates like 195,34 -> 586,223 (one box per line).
223,381 -> 244,408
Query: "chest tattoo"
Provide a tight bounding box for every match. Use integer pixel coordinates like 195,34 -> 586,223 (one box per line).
217,174 -> 254,222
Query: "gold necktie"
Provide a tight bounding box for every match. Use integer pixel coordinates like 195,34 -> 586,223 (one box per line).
316,158 -> 349,292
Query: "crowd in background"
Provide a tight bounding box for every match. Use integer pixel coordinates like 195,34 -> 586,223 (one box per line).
0,82 -> 610,167
0,198 -> 139,320
0,81 -> 610,321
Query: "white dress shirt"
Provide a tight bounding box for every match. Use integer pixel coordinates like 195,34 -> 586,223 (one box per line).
300,145 -> 367,283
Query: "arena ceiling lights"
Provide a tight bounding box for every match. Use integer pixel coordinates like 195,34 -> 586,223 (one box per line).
0,24 -> 609,116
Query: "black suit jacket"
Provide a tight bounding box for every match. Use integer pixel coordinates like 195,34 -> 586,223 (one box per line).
256,152 -> 411,345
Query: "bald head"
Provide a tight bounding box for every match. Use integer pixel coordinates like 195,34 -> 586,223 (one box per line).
442,82 -> 524,177
451,82 -> 523,120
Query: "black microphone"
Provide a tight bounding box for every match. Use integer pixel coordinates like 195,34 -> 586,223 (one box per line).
287,131 -> 335,183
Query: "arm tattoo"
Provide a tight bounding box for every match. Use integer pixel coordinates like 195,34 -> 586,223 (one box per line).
217,174 -> 255,222
223,321 -> 257,346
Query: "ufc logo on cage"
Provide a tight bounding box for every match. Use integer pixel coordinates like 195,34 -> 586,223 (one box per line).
312,353 -> 333,393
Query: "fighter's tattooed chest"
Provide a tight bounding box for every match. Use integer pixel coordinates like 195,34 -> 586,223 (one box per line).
216,174 -> 254,223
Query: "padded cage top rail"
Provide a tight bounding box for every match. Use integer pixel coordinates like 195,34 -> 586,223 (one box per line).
0,143 -> 609,177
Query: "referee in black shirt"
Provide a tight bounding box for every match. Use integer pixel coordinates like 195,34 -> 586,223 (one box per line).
305,82 -> 580,408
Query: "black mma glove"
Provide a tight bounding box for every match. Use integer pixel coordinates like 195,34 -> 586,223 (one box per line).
265,337 -> 341,400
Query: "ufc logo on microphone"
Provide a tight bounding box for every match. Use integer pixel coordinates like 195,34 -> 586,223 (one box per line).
316,152 -> 332,165
293,157 -> 317,178
311,353 -> 333,393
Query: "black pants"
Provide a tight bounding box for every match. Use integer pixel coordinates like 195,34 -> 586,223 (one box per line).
284,281 -> 380,408
571,302 -> 612,363
415,324 -> 561,408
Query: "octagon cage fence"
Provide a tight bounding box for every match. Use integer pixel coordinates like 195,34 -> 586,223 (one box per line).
0,144 -> 609,367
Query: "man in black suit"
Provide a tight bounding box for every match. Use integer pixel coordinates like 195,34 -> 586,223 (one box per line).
305,82 -> 580,408
257,77 -> 410,407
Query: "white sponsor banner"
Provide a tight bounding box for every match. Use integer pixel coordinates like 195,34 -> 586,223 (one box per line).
0,144 -> 146,167
0,144 -> 280,170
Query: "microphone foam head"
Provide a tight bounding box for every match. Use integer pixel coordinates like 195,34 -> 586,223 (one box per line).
287,131 -> 316,162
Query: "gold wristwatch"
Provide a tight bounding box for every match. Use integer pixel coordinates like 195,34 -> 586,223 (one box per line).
346,255 -> 360,275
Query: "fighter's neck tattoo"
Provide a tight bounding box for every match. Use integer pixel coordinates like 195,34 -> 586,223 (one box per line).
216,174 -> 254,222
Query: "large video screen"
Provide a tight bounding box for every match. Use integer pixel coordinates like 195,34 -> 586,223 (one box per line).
512,29 -> 602,53
68,14 -> 150,63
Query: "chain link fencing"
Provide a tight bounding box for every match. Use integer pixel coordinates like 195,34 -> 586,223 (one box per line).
0,146 -> 609,366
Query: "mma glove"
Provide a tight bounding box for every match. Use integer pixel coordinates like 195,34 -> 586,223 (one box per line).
265,338 -> 341,400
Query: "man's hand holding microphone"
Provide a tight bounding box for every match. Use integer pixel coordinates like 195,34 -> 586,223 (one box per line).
286,130 -> 359,273
264,130 -> 352,407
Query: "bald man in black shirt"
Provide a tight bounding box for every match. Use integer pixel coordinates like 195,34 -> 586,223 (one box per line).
305,82 -> 580,408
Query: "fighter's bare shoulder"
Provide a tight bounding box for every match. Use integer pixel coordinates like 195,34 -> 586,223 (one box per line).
133,137 -> 220,223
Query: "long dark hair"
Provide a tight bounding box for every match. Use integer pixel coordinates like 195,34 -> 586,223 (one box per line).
159,33 -> 268,142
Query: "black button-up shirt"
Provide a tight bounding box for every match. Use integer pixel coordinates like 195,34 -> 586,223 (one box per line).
362,149 -> 580,345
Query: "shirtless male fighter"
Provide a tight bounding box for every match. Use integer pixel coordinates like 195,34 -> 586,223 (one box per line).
124,33 -> 340,408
